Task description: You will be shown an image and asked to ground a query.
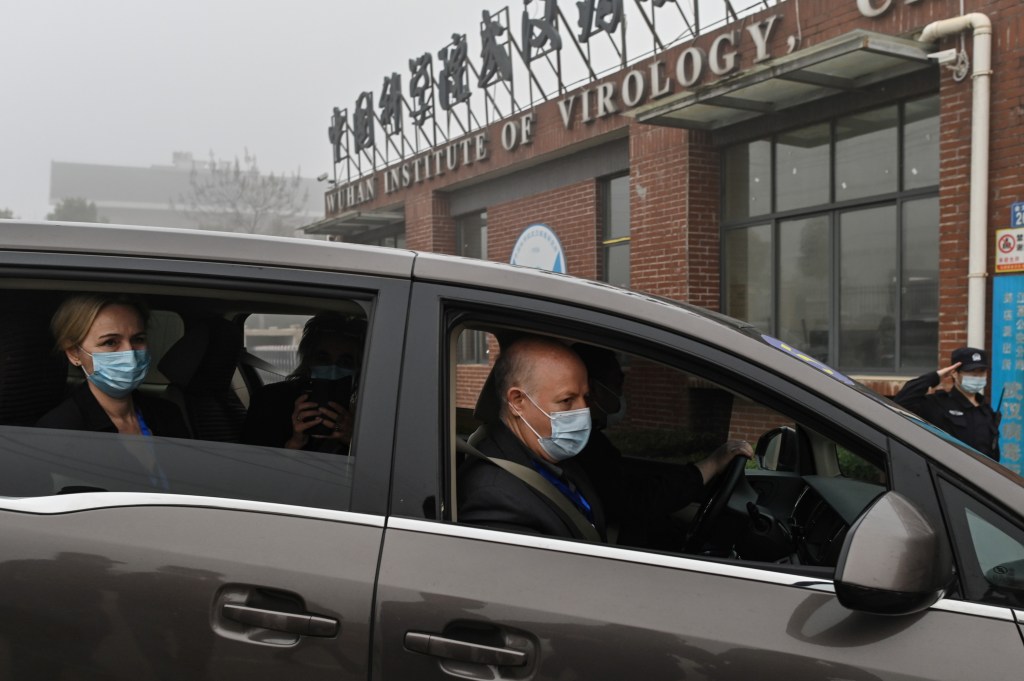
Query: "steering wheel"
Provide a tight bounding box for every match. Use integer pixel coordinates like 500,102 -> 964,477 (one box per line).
684,454 -> 747,553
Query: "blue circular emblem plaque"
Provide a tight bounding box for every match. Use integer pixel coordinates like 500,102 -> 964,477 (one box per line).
510,223 -> 566,274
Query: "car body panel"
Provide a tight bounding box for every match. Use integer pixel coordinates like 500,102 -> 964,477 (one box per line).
374,520 -> 1024,680
0,222 -> 1023,678
0,502 -> 382,680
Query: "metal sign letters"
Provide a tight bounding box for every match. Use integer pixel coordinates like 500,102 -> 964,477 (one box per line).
325,0 -> 780,189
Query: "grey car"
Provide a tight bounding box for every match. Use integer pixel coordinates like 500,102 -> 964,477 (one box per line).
1,221 -> 1022,680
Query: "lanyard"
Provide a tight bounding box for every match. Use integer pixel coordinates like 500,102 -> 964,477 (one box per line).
135,409 -> 169,490
529,460 -> 594,523
135,408 -> 153,437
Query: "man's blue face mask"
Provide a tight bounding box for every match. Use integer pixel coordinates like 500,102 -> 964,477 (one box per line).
80,348 -> 151,398
511,391 -> 592,462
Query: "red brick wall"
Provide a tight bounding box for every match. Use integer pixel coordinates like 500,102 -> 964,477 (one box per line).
621,358 -> 692,430
729,400 -> 793,444
456,363 -> 491,411
628,122 -> 690,301
488,179 -> 599,280
405,189 -> 455,254
359,0 -> 1024,404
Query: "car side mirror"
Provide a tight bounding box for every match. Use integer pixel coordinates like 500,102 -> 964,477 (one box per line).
834,491 -> 952,615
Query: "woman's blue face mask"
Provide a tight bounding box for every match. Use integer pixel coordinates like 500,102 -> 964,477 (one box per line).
80,348 -> 151,398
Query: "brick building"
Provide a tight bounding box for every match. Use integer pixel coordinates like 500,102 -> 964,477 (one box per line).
307,0 -> 1024,417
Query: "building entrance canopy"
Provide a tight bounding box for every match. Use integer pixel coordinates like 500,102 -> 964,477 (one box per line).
635,30 -> 936,131
303,209 -> 404,240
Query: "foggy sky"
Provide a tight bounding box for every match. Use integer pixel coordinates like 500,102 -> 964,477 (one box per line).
0,0 -> 506,220
1,1 -> 737,223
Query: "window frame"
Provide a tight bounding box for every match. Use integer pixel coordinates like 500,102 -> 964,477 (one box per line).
0,251 -> 409,517
391,280 -> 896,580
721,95 -> 940,375
454,211 -> 491,365
600,173 -> 631,289
936,472 -> 1024,608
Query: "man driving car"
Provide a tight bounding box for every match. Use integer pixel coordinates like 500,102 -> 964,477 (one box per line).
457,334 -> 752,542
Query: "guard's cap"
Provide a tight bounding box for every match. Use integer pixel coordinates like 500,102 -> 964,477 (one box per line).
951,347 -> 988,372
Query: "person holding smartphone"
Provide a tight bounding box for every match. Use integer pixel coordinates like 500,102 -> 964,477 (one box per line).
241,312 -> 364,454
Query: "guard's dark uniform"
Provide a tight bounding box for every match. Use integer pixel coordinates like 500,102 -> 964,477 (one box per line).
893,371 -> 1001,461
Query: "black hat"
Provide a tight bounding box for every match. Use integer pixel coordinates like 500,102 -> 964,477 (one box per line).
951,347 -> 988,372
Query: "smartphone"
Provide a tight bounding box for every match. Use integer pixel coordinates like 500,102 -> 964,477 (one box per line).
304,377 -> 353,437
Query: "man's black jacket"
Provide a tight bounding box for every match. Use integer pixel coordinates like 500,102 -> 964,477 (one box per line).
457,421 -> 707,543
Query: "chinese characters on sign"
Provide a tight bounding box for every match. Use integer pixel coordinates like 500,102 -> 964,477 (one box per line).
1013,201 -> 1024,228
995,228 -> 1024,274
992,275 -> 1024,475
522,0 -> 561,63
324,0 -> 939,193
325,2 -> 789,213
327,0 -> 667,167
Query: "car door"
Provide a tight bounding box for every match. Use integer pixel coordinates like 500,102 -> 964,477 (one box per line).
376,280 -> 1024,680
0,251 -> 410,680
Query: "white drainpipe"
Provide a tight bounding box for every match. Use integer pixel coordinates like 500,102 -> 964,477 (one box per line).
918,14 -> 992,349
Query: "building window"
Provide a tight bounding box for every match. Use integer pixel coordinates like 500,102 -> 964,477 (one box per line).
456,211 -> 489,365
457,210 -> 487,260
602,175 -> 630,289
722,95 -> 939,375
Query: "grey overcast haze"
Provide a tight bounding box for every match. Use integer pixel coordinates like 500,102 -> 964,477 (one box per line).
0,0 -> 511,222
1,1 -> 738,223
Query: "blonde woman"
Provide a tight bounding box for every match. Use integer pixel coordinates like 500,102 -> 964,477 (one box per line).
36,294 -> 189,439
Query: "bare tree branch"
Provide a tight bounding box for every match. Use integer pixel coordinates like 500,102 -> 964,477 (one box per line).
172,149 -> 309,236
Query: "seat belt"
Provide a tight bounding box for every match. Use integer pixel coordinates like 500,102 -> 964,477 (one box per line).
240,349 -> 287,377
456,439 -> 601,543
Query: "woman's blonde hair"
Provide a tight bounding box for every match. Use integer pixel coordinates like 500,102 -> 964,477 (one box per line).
51,294 -> 150,352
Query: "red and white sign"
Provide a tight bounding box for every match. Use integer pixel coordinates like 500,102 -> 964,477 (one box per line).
995,228 -> 1024,273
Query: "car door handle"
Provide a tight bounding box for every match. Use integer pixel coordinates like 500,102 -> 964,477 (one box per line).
222,603 -> 339,637
404,631 -> 527,667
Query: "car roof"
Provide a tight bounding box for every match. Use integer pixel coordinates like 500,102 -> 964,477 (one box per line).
2,219 -> 734,329
0,219 -> 416,278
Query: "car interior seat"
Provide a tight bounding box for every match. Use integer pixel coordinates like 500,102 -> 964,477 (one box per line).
467,369 -> 500,447
0,294 -> 70,426
158,315 -> 247,442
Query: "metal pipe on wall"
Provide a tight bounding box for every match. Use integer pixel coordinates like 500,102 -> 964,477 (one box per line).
918,13 -> 992,350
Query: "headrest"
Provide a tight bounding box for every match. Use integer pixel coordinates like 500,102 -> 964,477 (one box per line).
158,317 -> 243,390
473,368 -> 500,424
471,331 -> 529,425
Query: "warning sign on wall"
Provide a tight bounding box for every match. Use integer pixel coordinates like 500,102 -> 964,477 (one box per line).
995,228 -> 1024,273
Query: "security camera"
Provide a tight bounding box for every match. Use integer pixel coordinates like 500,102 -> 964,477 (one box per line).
928,48 -> 958,66
316,172 -> 329,182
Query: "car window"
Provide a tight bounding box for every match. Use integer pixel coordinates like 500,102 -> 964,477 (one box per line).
0,281 -> 376,515
244,313 -> 308,384
939,478 -> 1024,608
449,319 -> 889,572
836,445 -> 887,483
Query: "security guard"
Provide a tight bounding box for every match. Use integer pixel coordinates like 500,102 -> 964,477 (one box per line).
893,347 -> 1001,461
